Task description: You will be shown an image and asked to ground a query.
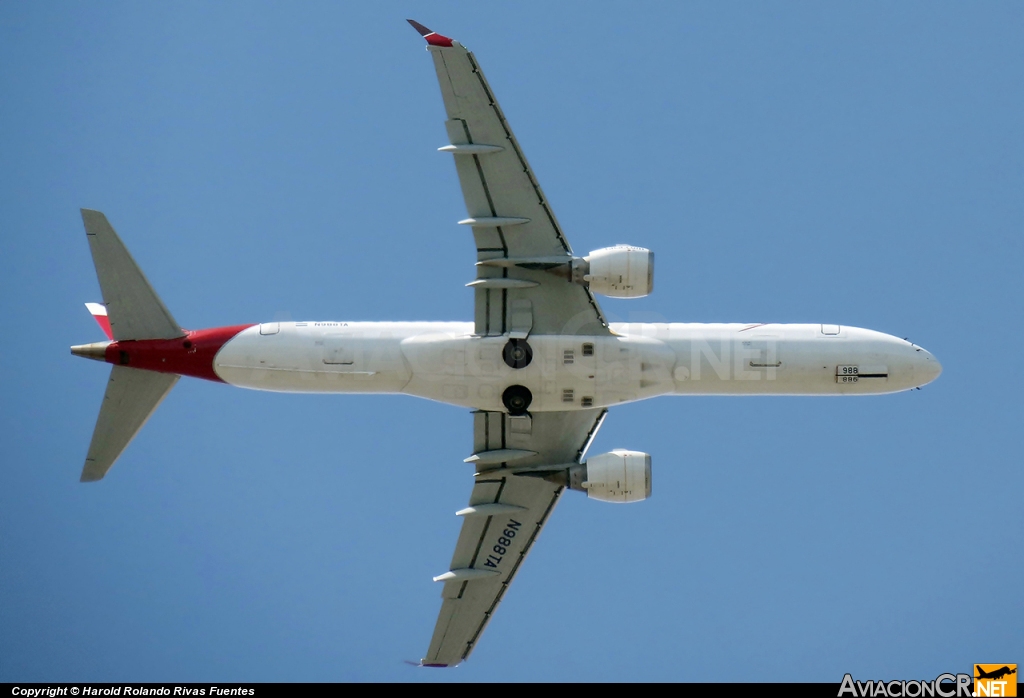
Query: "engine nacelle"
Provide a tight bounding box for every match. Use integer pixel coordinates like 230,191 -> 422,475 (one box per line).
568,449 -> 652,503
583,245 -> 654,298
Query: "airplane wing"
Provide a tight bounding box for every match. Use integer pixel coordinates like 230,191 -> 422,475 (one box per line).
424,408 -> 607,666
410,20 -> 610,337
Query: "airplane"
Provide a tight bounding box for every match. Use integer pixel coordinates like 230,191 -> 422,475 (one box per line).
69,20 -> 943,668
976,666 -> 1017,681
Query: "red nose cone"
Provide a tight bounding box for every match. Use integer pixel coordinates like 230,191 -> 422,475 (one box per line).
104,324 -> 255,382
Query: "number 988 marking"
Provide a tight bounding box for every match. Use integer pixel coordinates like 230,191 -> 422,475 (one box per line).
483,518 -> 523,569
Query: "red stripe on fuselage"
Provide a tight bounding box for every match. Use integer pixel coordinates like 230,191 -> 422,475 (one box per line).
103,324 -> 255,383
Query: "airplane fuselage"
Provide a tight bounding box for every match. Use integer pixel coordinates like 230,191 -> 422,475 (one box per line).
68,18 -> 947,669
199,321 -> 941,410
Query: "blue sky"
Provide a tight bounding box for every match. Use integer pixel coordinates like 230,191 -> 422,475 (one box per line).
1,2 -> 1021,682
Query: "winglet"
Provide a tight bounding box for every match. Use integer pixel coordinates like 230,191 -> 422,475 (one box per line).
406,19 -> 454,47
85,302 -> 114,340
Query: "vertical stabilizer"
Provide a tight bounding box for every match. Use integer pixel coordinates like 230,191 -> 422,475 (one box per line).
84,302 -> 114,339
81,209 -> 183,340
81,366 -> 179,482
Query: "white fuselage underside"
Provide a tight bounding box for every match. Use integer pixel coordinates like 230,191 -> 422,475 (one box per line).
213,322 -> 942,412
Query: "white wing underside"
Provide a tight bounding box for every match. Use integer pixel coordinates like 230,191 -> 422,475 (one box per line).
425,38 -> 610,337
424,409 -> 606,666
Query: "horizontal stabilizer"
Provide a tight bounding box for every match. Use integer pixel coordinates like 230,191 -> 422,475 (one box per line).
81,209 -> 183,341
81,365 -> 178,482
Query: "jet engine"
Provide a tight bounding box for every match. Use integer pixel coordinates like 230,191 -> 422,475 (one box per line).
567,449 -> 652,503
581,245 -> 654,298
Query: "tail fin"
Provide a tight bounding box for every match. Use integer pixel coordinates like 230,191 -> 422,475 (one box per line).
84,302 -> 114,340
81,366 -> 179,482
81,209 -> 183,340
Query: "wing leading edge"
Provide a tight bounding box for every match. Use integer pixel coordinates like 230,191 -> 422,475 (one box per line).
424,409 -> 607,667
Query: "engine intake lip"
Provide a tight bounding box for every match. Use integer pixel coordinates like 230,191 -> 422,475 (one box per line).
502,338 -> 533,369
502,385 -> 533,416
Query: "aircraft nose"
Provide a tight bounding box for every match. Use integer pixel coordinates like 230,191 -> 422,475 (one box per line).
914,348 -> 942,386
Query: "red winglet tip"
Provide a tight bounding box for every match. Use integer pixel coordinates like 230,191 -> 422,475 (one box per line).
406,19 -> 453,47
